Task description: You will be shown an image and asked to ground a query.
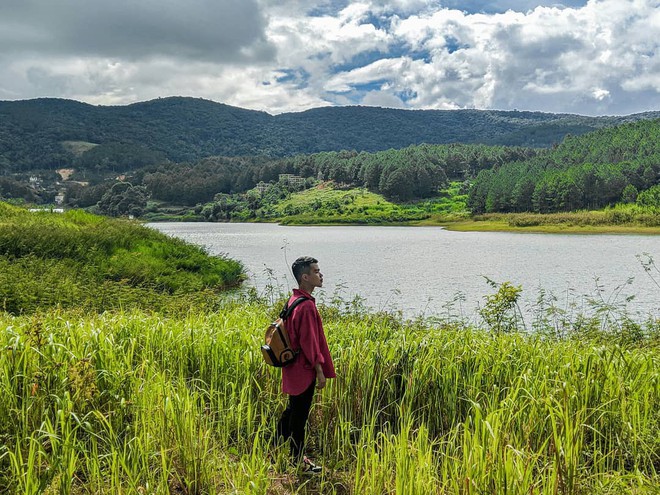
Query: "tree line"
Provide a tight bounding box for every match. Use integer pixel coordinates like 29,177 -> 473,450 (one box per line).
63,143 -> 535,215
468,120 -> 660,213
273,144 -> 536,201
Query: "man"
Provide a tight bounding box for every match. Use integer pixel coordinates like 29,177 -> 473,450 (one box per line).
276,256 -> 335,474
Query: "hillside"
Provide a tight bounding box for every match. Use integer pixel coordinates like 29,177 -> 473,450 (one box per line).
468,119 -> 660,213
2,96 -> 660,171
0,203 -> 243,313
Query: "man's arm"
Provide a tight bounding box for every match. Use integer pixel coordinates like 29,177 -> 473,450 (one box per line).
296,302 -> 325,368
315,363 -> 326,389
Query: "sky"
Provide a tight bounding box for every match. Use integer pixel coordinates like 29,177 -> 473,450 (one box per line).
0,0 -> 658,116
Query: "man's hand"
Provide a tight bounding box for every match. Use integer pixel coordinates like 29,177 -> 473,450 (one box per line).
315,365 -> 326,390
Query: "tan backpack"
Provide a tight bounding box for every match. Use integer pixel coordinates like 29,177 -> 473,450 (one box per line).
261,296 -> 309,367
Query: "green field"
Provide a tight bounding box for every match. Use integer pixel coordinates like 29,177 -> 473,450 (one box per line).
0,202 -> 243,314
1,202 -> 659,494
273,186 -> 427,225
259,182 -> 467,226
1,302 -> 659,494
437,208 -> 660,234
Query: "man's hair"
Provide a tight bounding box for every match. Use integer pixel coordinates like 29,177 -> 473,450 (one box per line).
292,256 -> 318,284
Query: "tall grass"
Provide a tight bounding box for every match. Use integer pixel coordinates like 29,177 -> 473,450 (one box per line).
0,204 -> 243,313
474,208 -> 660,228
1,301 -> 658,494
1,201 -> 658,493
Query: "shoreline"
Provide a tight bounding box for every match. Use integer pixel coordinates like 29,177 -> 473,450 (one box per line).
147,216 -> 660,235
429,220 -> 660,235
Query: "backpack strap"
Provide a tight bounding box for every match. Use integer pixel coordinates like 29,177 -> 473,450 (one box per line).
279,296 -> 309,319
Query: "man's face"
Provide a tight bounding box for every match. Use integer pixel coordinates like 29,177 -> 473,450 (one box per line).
303,263 -> 323,288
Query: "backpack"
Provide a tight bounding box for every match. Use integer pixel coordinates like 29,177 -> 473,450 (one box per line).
261,296 -> 309,367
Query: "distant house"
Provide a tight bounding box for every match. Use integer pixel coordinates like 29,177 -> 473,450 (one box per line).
278,174 -> 305,188
29,208 -> 64,213
255,174 -> 305,195
255,181 -> 270,194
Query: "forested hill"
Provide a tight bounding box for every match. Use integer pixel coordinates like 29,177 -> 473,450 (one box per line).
468,119 -> 660,213
2,96 -> 660,171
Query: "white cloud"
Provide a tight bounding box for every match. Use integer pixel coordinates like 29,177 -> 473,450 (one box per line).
361,89 -> 408,107
349,0 -> 660,114
592,88 -> 611,100
324,58 -> 409,92
268,3 -> 390,67
0,0 -> 657,115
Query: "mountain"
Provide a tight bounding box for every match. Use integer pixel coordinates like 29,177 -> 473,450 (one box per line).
1,96 -> 659,171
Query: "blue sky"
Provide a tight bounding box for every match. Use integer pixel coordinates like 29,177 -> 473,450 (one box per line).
309,1 -> 590,16
0,0 -> 657,116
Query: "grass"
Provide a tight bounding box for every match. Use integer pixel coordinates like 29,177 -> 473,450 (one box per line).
271,182 -> 474,226
0,203 -> 244,313
2,199 -> 659,493
273,185 -> 429,225
414,181 -> 470,216
0,300 -> 658,494
440,210 -> 660,234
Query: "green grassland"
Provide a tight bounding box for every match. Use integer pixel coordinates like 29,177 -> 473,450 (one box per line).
267,182 -> 468,226
274,186 -> 427,225
0,202 -> 243,314
261,183 -> 660,234
1,201 -> 659,493
438,207 -> 660,234
1,304 -> 659,494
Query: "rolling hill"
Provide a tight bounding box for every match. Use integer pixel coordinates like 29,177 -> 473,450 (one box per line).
1,96 -> 659,171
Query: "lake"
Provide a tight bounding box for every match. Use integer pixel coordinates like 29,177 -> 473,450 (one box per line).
149,222 -> 660,322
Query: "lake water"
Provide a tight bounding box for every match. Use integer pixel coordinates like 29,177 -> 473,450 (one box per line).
149,222 -> 660,322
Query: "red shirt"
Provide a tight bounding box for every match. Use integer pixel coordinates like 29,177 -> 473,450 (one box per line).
282,288 -> 336,395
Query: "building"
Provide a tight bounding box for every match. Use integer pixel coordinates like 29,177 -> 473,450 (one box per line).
278,174 -> 305,188
255,181 -> 270,194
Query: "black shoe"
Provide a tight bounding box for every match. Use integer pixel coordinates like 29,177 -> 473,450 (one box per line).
300,456 -> 322,475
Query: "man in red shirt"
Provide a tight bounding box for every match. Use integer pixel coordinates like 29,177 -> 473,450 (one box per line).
276,256 -> 335,474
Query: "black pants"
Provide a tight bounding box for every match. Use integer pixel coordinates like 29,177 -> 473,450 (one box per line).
276,380 -> 316,461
